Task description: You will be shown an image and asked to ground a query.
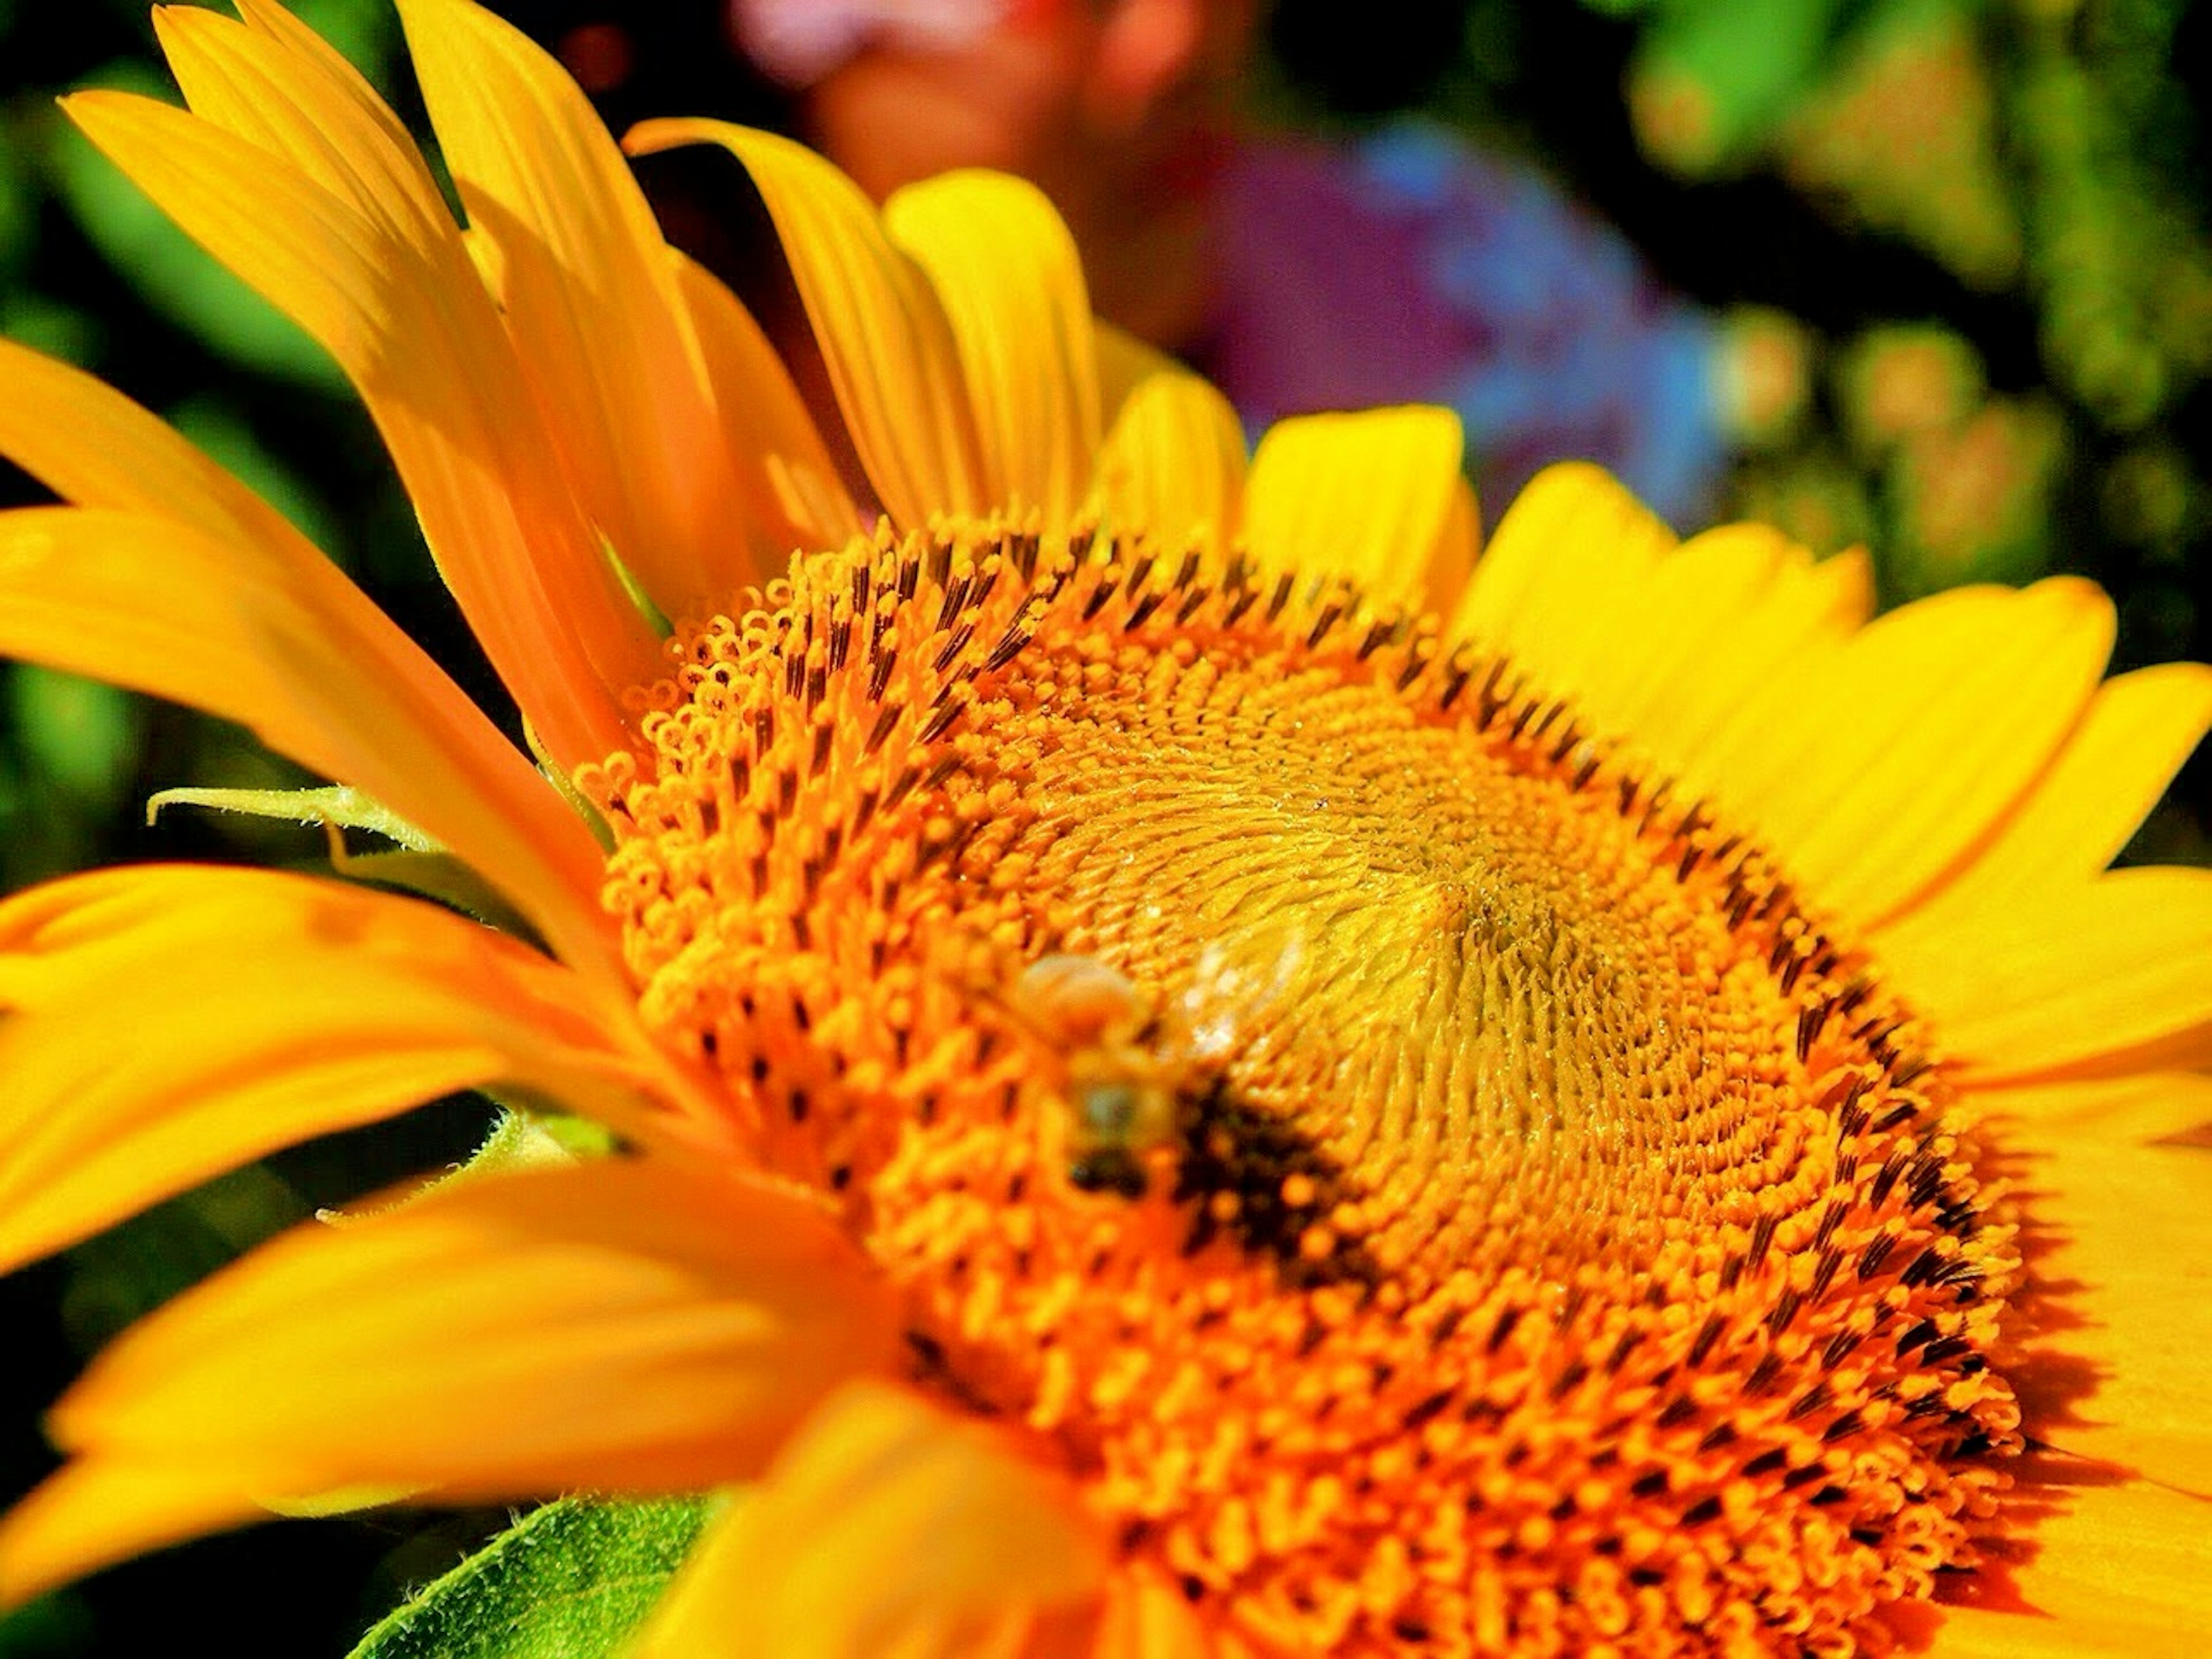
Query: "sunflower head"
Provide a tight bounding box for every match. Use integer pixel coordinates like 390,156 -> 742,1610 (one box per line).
0,3 -> 2206,1656
582,489 -> 2043,1650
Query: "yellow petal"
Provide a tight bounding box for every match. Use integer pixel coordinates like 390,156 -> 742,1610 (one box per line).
1544,521 -> 1794,743
1930,1470 -> 2212,1653
63,81 -> 657,774
1644,538 -> 1875,791
1449,460 -> 1677,685
1620,576 -> 2096,916
2004,1132 -> 2212,1497
1970,1073 -> 2212,1147
0,1161 -> 896,1603
1880,866 -> 2212,1081
884,171 -> 1101,525
1093,324 -> 1247,554
0,505 -> 621,981
1243,407 -> 1469,609
1906,662 -> 2212,921
1423,475 -> 1482,619
673,249 -> 862,560
625,119 -> 988,528
393,0 -> 754,620
639,1381 -> 1105,1659
0,865 -> 720,1273
1748,578 -> 2116,925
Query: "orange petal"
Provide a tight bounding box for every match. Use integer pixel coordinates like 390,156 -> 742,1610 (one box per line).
393,0 -> 755,620
0,337 -> 306,562
1932,1469 -> 2212,1653
0,504 -> 623,981
638,1381 -> 1107,1659
1088,1564 -> 1211,1659
0,1160 -> 896,1603
0,343 -> 608,967
63,77 -> 657,774
0,864 -> 721,1273
1093,324 -> 1246,555
1243,407 -> 1469,609
2006,1134 -> 2212,1497
885,171 -> 1102,526
158,0 -> 452,266
1880,866 -> 2212,1081
672,249 -> 862,563
625,119 -> 989,529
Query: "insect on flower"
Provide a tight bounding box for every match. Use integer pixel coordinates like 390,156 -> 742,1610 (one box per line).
994,927 -> 1309,1200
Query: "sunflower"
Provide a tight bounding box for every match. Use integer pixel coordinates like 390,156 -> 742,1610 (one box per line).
2,2 -> 2208,1654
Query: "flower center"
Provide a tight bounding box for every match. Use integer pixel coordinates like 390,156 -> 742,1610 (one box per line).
590,520 -> 2022,1656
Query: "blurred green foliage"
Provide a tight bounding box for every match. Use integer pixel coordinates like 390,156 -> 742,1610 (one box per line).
1370,0 -> 2208,870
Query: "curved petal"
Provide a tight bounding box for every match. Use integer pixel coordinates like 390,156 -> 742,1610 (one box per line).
0,345 -> 611,969
1971,1073 -> 2212,1147
1243,407 -> 1469,609
638,1382 -> 1106,1659
1633,539 -> 1874,788
1449,460 -> 1677,680
0,505 -> 623,981
1898,662 -> 2212,923
624,119 -> 988,529
156,0 -> 450,261
0,338 -> 305,561
393,0 -> 752,620
1541,520 -> 1795,740
1740,578 -> 2116,925
63,79 -> 658,774
673,249 -> 863,564
884,171 -> 1102,525
1089,1565 -> 1212,1659
0,1161 -> 897,1603
0,865 -> 724,1274
1932,1470 -> 2212,1652
2004,1133 -> 2212,1497
1881,866 -> 2212,1082
1093,324 -> 1247,555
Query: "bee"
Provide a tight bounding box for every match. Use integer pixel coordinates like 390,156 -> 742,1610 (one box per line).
1002,928 -> 1307,1199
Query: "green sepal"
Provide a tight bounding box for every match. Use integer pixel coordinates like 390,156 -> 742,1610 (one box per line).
347,1496 -> 717,1659
145,784 -> 544,944
320,845 -> 544,945
461,1107 -> 609,1175
321,1107 -> 613,1230
146,782 -> 435,847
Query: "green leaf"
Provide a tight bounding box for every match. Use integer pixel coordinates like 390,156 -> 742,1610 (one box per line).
166,393 -> 348,560
8,666 -> 139,803
349,1497 -> 715,1659
0,105 -> 35,281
